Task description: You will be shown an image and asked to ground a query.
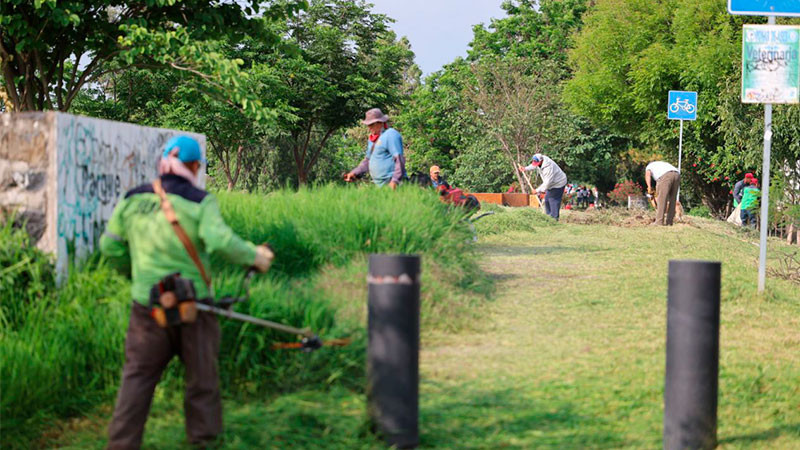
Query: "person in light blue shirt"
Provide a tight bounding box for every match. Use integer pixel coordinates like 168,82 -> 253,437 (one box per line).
344,108 -> 406,188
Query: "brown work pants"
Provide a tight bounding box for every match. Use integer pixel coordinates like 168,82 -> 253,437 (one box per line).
108,302 -> 222,449
656,171 -> 681,226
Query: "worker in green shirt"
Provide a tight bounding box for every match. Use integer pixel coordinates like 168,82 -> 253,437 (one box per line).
739,177 -> 760,228
100,136 -> 274,449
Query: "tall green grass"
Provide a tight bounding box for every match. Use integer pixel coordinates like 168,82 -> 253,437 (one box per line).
0,263 -> 129,445
0,220 -> 55,329
215,184 -> 476,276
1,185 -> 487,447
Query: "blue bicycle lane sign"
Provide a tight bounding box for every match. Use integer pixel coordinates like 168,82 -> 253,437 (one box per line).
667,91 -> 698,120
728,0 -> 800,17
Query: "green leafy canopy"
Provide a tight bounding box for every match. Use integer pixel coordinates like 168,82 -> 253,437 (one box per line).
0,0 -> 306,116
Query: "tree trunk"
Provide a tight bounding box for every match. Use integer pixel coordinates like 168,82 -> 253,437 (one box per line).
297,166 -> 308,185
221,159 -> 234,191
212,141 -> 234,191
229,145 -> 243,190
293,124 -> 335,187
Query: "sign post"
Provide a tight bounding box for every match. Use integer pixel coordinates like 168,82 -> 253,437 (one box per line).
759,55 -> 773,293
739,19 -> 800,292
731,0 -> 800,292
667,91 -> 698,205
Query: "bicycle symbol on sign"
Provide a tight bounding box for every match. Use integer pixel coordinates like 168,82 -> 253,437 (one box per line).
669,98 -> 696,114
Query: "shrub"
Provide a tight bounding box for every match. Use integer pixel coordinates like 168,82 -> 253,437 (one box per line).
688,205 -> 712,218
608,180 -> 643,205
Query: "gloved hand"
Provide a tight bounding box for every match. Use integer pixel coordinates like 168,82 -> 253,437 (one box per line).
253,244 -> 274,273
647,187 -> 656,196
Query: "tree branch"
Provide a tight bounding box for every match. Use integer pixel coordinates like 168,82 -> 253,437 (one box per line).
300,119 -> 314,165
209,135 -> 234,189
0,42 -> 22,110
306,127 -> 336,172
66,50 -> 83,94
232,144 -> 244,189
63,50 -> 120,110
22,56 -> 37,110
55,53 -> 66,110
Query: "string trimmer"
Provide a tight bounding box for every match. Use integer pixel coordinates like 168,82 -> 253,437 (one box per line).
198,270 -> 351,352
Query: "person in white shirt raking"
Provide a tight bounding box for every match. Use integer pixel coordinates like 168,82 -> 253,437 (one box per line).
518,153 -> 568,220
645,160 -> 681,226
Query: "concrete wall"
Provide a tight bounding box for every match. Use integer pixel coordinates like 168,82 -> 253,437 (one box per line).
1,112 -> 205,277
0,112 -> 55,247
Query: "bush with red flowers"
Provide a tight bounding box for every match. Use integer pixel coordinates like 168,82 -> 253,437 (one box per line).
608,180 -> 643,205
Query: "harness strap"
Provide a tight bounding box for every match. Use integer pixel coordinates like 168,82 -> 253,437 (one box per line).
152,179 -> 212,291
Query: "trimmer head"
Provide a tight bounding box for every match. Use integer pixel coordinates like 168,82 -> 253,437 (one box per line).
301,335 -> 323,352
271,336 -> 352,352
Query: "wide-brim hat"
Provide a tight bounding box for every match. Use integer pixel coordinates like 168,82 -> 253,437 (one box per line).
362,108 -> 390,125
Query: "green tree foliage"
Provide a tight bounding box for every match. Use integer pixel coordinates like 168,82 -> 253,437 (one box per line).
468,0 -> 587,62
262,0 -> 414,184
398,0 -> 623,193
0,0 -> 303,116
565,0 -> 800,213
70,62 -> 287,192
69,0 -> 413,190
462,57 -> 563,193
396,60 -> 479,177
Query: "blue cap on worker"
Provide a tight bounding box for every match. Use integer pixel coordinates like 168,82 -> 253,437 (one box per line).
530,154 -> 543,165
163,135 -> 206,163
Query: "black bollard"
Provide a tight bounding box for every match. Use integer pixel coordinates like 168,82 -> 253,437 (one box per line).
367,254 -> 421,449
664,260 -> 721,450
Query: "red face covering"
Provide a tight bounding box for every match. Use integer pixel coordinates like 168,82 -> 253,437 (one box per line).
368,123 -> 388,142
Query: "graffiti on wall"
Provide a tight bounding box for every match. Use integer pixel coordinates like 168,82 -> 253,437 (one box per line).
55,114 -> 204,274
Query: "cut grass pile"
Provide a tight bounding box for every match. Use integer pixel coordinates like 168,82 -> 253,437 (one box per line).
1,185 -> 489,448
472,204 -> 557,235
560,206 -> 658,227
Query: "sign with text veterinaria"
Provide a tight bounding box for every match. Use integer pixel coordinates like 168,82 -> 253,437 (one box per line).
741,25 -> 800,104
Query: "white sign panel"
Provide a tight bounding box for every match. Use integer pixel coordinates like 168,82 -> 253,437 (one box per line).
741,25 -> 800,104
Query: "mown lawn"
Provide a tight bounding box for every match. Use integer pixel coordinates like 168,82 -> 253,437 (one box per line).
420,212 -> 799,449
45,210 -> 799,449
